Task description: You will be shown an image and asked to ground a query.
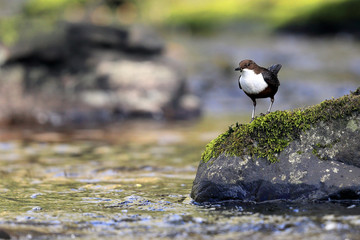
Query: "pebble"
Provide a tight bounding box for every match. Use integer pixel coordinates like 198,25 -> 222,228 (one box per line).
32,206 -> 43,211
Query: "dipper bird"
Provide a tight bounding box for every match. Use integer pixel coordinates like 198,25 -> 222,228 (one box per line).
235,59 -> 282,122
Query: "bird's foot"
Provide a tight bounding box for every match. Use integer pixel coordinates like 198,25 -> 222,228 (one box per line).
250,118 -> 254,123
266,111 -> 270,114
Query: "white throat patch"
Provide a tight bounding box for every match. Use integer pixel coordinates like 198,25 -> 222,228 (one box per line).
239,69 -> 268,94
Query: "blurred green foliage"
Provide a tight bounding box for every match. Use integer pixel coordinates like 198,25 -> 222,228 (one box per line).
0,0 -> 87,45
0,0 -> 357,45
136,0 -> 349,32
278,0 -> 360,35
0,17 -> 20,45
23,0 -> 86,16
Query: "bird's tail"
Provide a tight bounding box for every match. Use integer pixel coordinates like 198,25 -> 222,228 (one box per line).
268,64 -> 282,75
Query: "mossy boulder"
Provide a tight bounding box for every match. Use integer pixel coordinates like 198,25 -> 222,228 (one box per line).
191,88 -> 360,203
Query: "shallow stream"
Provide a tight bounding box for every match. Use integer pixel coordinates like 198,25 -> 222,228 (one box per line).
0,116 -> 360,240
1,30 -> 360,239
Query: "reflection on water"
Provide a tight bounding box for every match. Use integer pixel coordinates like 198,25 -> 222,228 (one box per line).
0,115 -> 360,239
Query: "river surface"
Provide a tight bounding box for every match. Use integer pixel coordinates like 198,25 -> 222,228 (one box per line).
0,115 -> 360,240
1,31 -> 360,239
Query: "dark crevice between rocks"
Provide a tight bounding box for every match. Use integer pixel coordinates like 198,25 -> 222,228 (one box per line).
324,189 -> 360,201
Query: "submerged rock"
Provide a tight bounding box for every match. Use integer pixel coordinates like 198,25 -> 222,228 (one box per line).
191,88 -> 360,203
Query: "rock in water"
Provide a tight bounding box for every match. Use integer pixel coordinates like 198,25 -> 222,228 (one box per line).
191,88 -> 360,203
0,23 -> 200,126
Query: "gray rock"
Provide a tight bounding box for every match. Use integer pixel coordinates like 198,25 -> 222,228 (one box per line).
0,23 -> 200,126
191,90 -> 360,203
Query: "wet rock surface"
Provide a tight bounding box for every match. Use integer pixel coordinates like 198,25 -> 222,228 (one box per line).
192,91 -> 360,203
0,23 -> 200,126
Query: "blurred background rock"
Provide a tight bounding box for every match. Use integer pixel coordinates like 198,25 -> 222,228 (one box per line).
0,0 -> 359,127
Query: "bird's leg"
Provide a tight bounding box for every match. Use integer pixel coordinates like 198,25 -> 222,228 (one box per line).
266,97 -> 274,114
251,99 -> 256,122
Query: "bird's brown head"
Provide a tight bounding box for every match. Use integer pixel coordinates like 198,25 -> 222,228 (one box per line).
235,59 -> 257,72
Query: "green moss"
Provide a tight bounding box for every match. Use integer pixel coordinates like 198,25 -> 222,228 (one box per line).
311,139 -> 340,160
201,88 -> 360,163
311,148 -> 326,160
314,142 -> 333,149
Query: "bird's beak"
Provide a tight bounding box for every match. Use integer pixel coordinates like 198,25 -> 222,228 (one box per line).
235,67 -> 242,72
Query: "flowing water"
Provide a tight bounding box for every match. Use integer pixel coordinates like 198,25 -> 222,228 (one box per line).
1,31 -> 360,239
0,115 -> 360,240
